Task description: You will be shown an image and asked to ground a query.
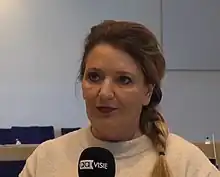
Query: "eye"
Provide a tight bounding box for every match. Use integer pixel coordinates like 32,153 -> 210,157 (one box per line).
87,72 -> 101,83
117,76 -> 132,85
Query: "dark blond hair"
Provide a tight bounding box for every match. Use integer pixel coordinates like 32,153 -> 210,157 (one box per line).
78,20 -> 171,177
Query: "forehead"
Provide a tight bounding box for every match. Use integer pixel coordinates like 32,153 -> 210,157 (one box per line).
85,44 -> 139,74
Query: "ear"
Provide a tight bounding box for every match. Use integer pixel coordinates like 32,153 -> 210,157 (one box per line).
142,84 -> 155,106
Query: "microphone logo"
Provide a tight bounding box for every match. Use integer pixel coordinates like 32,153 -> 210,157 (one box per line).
79,160 -> 108,170
79,160 -> 94,170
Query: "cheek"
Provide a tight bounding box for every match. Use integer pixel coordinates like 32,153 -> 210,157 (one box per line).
82,82 -> 97,114
82,81 -> 97,100
117,88 -> 146,106
82,82 -> 88,100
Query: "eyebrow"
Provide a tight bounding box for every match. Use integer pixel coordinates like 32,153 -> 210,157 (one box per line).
86,68 -> 102,72
115,71 -> 135,77
87,67 -> 135,77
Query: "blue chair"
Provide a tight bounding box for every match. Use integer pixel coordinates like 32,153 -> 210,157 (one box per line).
0,128 -> 14,145
0,160 -> 26,177
39,126 -> 55,142
11,126 -> 55,144
61,127 -> 80,135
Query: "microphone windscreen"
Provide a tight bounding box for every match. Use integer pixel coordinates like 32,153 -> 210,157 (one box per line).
78,147 -> 115,177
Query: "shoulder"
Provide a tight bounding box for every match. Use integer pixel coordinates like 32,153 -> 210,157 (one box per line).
166,133 -> 220,176
19,128 -> 88,176
167,133 -> 209,162
34,127 -> 88,155
167,133 -> 200,153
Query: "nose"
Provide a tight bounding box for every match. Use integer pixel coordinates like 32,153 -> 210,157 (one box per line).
98,78 -> 115,100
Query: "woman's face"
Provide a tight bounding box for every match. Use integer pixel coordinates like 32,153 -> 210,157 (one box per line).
82,44 -> 152,141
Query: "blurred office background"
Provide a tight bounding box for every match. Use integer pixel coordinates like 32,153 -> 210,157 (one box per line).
0,0 -> 219,141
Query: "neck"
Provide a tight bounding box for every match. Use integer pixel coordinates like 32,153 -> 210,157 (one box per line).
91,126 -> 143,142
84,127 -> 153,158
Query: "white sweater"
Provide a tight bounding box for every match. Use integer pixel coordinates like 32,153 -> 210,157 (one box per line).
19,127 -> 220,177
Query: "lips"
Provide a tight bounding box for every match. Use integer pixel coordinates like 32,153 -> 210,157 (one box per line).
96,106 -> 118,114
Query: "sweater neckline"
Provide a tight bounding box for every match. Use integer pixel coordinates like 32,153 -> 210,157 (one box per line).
84,127 -> 153,158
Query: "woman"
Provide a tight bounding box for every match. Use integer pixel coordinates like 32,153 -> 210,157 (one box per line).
19,20 -> 220,177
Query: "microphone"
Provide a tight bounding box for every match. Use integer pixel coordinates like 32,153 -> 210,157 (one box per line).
78,147 -> 116,177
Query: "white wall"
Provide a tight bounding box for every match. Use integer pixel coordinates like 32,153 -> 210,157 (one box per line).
161,0 -> 220,141
161,71 -> 220,141
0,0 -> 88,128
163,0 -> 220,70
